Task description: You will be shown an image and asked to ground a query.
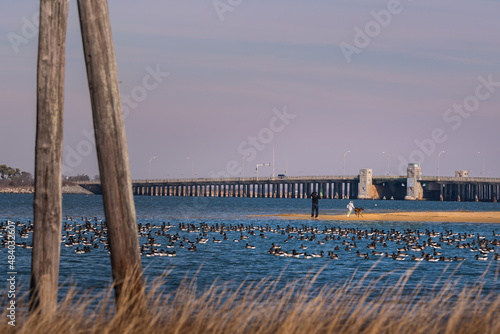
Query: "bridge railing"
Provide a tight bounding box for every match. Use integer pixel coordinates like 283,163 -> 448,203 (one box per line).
421,176 -> 500,183
79,175 -> 362,184
130,175 -> 361,184
78,175 -> 500,185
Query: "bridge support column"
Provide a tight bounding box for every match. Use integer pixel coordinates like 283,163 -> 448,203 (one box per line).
405,163 -> 423,200
358,169 -> 373,199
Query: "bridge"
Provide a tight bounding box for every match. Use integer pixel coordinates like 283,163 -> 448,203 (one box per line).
80,164 -> 500,202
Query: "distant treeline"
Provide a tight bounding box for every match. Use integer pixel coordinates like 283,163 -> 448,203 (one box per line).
0,164 -> 33,187
0,164 -> 99,187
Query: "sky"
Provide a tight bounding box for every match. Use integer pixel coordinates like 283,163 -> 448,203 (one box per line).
1,0 -> 499,180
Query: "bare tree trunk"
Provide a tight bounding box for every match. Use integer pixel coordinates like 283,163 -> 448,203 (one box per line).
76,0 -> 144,307
30,0 -> 69,315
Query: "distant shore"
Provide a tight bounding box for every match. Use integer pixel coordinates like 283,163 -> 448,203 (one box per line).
0,184 -> 92,195
254,211 -> 500,223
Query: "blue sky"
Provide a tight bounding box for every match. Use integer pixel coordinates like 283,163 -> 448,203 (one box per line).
1,0 -> 499,179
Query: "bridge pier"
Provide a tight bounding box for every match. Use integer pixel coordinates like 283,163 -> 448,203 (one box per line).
405,164 -> 423,200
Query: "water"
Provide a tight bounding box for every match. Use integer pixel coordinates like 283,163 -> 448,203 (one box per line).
1,193 -> 499,303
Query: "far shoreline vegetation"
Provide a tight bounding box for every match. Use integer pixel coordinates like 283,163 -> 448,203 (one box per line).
0,164 -> 95,193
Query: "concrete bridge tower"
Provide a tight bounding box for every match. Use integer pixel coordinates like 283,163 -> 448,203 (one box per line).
405,163 -> 423,200
358,169 -> 373,199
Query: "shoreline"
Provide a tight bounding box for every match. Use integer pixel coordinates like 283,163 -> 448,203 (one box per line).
0,185 -> 92,195
252,211 -> 500,223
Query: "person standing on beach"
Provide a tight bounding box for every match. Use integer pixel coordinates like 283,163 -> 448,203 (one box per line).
346,201 -> 355,217
311,191 -> 320,218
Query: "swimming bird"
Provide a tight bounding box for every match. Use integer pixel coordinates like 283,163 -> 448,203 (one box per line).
312,251 -> 324,258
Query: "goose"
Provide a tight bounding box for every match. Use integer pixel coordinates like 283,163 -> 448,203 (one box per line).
197,237 -> 208,244
245,244 -> 256,249
475,254 -> 488,261
158,250 -> 168,256
269,243 -> 281,250
356,251 -> 368,258
411,255 -> 424,261
311,251 -> 324,258
74,247 -> 86,254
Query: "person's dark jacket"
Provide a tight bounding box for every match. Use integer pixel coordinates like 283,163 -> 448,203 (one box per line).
311,192 -> 320,204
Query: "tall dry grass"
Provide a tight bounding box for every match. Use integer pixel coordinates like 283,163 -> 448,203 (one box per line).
2,266 -> 499,334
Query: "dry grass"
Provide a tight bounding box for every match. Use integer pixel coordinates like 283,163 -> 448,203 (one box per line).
2,267 -> 499,334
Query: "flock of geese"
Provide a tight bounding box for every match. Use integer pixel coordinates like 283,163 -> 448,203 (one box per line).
1,218 -> 500,263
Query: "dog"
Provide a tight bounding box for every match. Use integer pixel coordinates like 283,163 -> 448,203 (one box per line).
354,207 -> 364,217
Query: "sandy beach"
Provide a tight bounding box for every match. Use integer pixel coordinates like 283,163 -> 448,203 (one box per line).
255,211 -> 500,223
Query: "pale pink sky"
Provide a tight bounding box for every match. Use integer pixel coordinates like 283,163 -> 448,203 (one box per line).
1,0 -> 499,179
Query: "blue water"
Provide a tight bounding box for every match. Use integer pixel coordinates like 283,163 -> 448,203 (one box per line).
1,193 -> 499,303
